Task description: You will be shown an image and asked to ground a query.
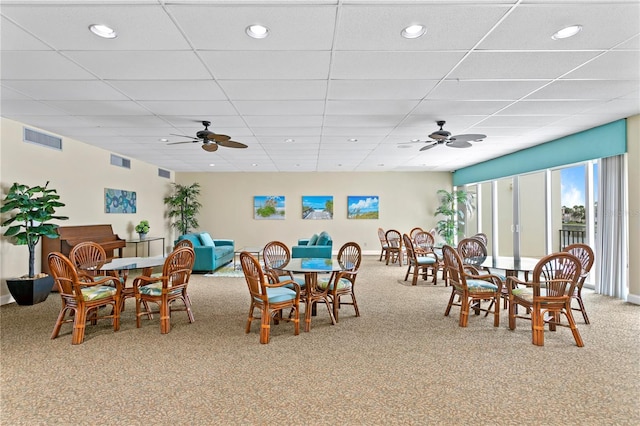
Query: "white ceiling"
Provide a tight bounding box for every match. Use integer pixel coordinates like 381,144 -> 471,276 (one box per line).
1,0 -> 639,173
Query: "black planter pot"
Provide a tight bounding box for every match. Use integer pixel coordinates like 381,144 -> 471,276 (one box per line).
6,275 -> 54,305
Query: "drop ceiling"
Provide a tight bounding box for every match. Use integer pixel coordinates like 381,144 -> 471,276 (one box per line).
1,0 -> 639,173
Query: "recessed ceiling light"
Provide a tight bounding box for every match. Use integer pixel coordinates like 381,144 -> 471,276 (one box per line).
246,24 -> 269,39
89,24 -> 117,39
284,138 -> 295,143
401,24 -> 426,39
347,138 -> 358,142
552,25 -> 582,40
378,163 -> 385,167
410,139 -> 420,142
159,138 -> 169,142
251,163 -> 258,167
209,163 -> 215,167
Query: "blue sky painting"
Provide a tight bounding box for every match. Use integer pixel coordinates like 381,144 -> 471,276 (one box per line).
347,196 -> 379,219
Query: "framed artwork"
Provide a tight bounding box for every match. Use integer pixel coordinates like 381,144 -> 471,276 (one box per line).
254,196 -> 285,220
302,195 -> 333,220
105,188 -> 137,213
347,196 -> 379,219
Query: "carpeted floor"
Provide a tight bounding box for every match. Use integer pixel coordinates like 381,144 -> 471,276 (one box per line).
1,256 -> 639,425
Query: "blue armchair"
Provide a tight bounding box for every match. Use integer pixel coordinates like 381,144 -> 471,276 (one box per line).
175,232 -> 234,273
291,231 -> 333,259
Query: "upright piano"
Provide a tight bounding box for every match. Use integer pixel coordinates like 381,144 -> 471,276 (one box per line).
41,224 -> 126,275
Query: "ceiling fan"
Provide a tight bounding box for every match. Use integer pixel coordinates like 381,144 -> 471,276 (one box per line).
400,120 -> 486,151
167,121 -> 248,152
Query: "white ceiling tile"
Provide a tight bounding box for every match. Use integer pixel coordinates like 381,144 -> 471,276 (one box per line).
244,115 -> 324,127
478,3 -> 640,50
45,100 -> 152,116
331,51 -> 466,79
335,4 -> 510,50
325,100 -> 420,115
167,4 -> 337,50
429,80 -> 549,101
564,51 -> 640,80
0,16 -> 53,50
218,80 -> 328,100
498,100 -> 604,116
64,51 -> 211,80
1,4 -> 191,50
1,51 -> 96,79
201,51 -> 331,79
109,81 -> 228,101
233,101 -> 326,115
449,51 -> 602,80
328,80 -> 438,100
137,100 -> 237,116
1,80 -> 129,100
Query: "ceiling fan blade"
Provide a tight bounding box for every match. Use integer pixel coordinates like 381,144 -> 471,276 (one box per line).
169,133 -> 198,140
206,133 -> 231,142
447,141 -> 473,148
201,142 -> 219,152
217,140 -> 248,149
450,133 -> 486,143
167,140 -> 198,145
419,143 -> 438,151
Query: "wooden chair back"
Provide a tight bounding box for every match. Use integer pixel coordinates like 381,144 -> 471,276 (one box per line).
162,246 -> 195,287
457,237 -> 487,260
472,233 -> 488,246
413,230 -> 435,253
532,252 -> 582,298
562,243 -> 594,285
173,239 -> 194,250
240,251 -> 269,301
49,251 -> 82,296
69,241 -> 107,276
263,241 -> 294,283
442,245 -> 466,289
409,227 -> 424,240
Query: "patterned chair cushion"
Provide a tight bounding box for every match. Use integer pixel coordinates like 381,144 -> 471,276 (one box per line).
81,285 -> 117,301
466,279 -> 498,292
258,287 -> 297,304
317,277 -> 352,291
93,275 -> 124,285
139,282 -> 182,296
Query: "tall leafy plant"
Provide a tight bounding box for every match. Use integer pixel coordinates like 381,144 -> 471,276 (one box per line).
434,189 -> 475,246
164,182 -> 202,235
1,181 -> 68,278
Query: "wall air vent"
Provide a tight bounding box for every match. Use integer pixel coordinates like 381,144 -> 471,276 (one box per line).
158,168 -> 171,179
110,154 -> 131,169
23,127 -> 62,150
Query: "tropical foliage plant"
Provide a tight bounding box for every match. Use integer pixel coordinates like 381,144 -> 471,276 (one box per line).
164,183 -> 202,235
1,181 -> 68,278
434,189 -> 475,246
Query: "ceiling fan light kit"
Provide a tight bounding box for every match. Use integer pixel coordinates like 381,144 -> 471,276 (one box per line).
400,120 -> 486,152
167,121 -> 248,152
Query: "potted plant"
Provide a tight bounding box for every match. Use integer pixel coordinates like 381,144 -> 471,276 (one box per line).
135,220 -> 150,239
1,181 -> 68,305
434,189 -> 475,246
164,182 -> 202,235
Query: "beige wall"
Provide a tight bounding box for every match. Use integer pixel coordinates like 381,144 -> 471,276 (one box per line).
0,118 -> 173,304
627,115 -> 640,304
175,171 -> 451,253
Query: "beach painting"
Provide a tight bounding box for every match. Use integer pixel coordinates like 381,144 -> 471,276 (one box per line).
254,196 -> 285,220
302,195 -> 333,220
347,196 -> 379,219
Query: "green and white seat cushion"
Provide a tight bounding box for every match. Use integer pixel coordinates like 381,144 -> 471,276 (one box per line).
256,287 -> 297,303
139,282 -> 183,296
81,285 -> 117,301
317,276 -> 352,291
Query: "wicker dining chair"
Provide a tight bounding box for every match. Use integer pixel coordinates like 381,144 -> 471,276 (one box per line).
318,242 -> 362,322
377,227 -> 389,261
240,251 -> 300,344
403,233 -> 438,286
409,227 -> 424,240
132,246 -> 195,334
48,252 -> 121,344
506,252 -> 583,346
562,243 -> 595,324
384,229 -> 403,266
69,241 -> 127,308
442,245 -> 502,328
173,238 -> 194,250
262,241 -> 306,289
471,233 -> 488,246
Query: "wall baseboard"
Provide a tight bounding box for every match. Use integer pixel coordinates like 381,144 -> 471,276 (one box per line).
626,292 -> 640,306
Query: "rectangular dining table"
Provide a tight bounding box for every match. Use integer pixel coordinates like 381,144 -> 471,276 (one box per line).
276,257 -> 345,332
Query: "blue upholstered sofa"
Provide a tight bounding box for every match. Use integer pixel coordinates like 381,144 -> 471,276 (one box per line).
291,231 -> 333,259
175,232 -> 234,273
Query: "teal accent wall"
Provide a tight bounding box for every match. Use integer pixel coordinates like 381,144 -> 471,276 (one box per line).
453,119 -> 627,186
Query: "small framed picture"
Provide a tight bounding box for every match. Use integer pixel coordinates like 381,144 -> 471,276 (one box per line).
302,196 -> 333,220
254,196 -> 285,220
347,196 -> 379,219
